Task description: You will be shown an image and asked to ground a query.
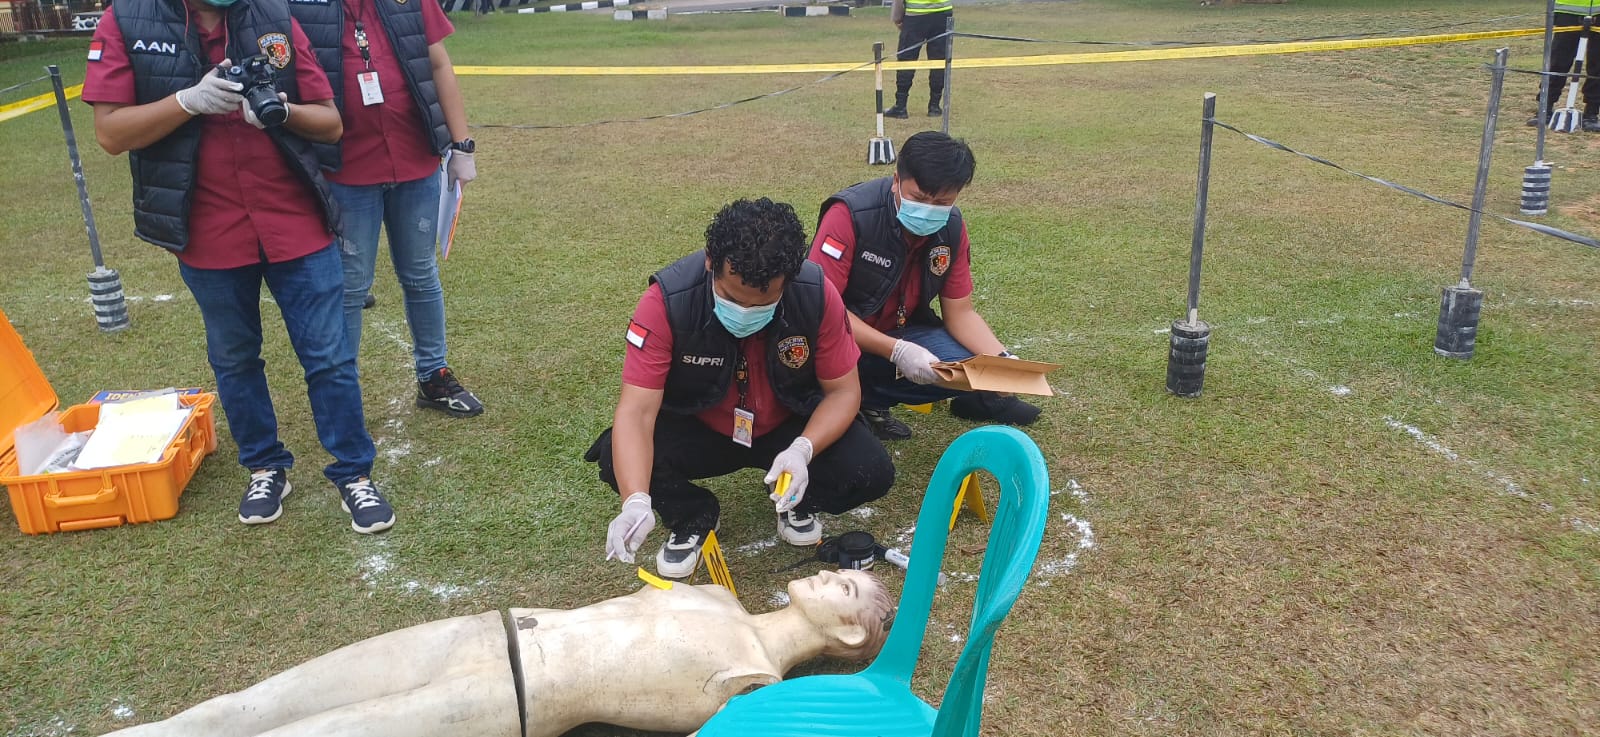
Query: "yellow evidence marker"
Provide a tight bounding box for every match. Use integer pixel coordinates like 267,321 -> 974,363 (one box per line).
948,472 -> 992,530
700,530 -> 738,596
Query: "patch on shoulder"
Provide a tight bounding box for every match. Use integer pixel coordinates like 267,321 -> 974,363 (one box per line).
626,321 -> 650,349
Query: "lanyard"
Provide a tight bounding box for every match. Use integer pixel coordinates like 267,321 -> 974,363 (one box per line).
348,0 -> 373,71
735,351 -> 750,411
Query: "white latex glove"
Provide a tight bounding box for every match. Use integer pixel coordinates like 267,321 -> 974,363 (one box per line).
890,338 -> 941,385
447,151 -> 477,188
175,64 -> 244,117
605,493 -> 655,563
764,436 -> 814,513
242,92 -> 289,130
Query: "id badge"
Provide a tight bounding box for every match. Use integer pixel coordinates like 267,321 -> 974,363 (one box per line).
358,71 -> 384,106
732,408 -> 756,448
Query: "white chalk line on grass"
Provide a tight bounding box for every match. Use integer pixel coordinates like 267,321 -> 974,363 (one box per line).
1379,418 -> 1595,537
1235,321 -> 1593,537
357,540 -> 484,602
886,478 -> 1096,587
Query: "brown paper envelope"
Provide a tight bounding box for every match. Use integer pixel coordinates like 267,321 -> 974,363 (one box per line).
932,355 -> 1061,396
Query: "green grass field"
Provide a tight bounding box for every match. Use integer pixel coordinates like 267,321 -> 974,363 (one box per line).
3,1 -> 1598,735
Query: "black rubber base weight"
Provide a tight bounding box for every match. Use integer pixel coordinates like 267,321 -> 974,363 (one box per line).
1166,319 -> 1210,398
1434,285 -> 1483,359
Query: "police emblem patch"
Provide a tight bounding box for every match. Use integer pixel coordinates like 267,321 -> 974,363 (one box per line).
778,336 -> 811,370
258,33 -> 291,69
929,245 -> 952,277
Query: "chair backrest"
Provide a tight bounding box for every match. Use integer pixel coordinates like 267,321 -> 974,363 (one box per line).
863,426 -> 1051,737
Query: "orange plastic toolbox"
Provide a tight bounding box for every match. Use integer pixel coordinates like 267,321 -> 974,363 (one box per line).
0,307 -> 218,534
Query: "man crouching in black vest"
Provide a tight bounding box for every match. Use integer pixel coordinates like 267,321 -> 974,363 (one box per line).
586,198 -> 895,579
809,131 -> 1042,441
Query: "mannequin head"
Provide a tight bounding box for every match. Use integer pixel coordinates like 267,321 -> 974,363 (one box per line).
786,570 -> 896,660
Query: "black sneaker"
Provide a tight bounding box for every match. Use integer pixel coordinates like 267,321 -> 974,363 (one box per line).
417,367 -> 484,418
1528,114 -> 1551,128
238,469 -> 291,525
337,477 -> 395,534
950,392 -> 1042,426
656,527 -> 708,578
777,509 -> 822,546
860,407 -> 912,441
884,103 -> 909,119
1584,115 -> 1600,132
362,293 -> 376,310
928,102 -> 943,117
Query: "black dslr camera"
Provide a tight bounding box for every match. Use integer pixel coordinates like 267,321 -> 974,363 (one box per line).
218,55 -> 288,128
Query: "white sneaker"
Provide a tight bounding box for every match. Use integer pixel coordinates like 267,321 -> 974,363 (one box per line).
655,528 -> 706,578
778,510 -> 822,546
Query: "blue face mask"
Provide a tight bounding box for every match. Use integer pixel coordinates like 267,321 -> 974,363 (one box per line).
201,0 -> 241,6
896,193 -> 953,236
713,290 -> 777,338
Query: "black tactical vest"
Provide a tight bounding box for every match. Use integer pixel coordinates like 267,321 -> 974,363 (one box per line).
289,0 -> 451,171
118,0 -> 337,252
651,252 -> 826,418
819,177 -> 965,327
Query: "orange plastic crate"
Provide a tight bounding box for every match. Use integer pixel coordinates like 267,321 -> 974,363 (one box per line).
0,307 -> 218,534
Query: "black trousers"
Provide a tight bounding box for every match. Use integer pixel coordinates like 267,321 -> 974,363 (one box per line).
895,12 -> 952,106
1539,13 -> 1600,113
589,413 -> 895,534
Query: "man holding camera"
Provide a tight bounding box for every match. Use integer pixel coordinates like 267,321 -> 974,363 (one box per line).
291,0 -> 484,419
84,0 -> 396,534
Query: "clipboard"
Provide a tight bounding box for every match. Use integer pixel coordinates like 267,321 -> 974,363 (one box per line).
436,154 -> 464,260
932,355 -> 1061,396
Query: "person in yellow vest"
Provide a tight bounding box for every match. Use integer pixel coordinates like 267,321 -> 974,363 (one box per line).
1532,1 -> 1600,131
886,0 -> 952,119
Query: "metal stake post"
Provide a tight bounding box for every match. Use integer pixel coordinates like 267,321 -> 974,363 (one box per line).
1167,93 -> 1215,398
868,42 -> 895,165
49,64 -> 129,333
941,15 -> 954,135
1524,0 -> 1556,216
1436,48 -> 1509,359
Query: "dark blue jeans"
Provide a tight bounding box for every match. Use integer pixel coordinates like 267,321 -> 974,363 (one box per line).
858,323 -> 974,411
331,174 -> 450,381
179,244 -> 376,484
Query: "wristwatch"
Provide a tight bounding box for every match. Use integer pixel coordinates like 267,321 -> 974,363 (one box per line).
450,138 -> 476,154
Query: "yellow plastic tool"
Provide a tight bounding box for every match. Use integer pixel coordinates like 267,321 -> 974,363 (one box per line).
903,403 -> 934,414
701,530 -> 738,596
948,472 -> 992,530
637,567 -> 674,590
770,471 -> 797,509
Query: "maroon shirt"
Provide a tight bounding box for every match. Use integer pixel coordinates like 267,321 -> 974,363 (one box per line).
809,201 -> 975,333
326,0 -> 455,186
82,7 -> 337,270
622,282 -> 860,439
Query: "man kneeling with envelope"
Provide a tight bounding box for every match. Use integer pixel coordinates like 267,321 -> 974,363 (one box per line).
809,131 -> 1049,441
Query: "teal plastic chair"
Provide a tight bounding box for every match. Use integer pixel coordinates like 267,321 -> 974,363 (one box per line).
695,425 -> 1052,737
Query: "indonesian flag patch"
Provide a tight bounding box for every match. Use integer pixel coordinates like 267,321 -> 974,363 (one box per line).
87,41 -> 104,62
625,321 -> 650,349
820,237 -> 845,260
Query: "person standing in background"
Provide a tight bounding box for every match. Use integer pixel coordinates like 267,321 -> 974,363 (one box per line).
291,0 -> 486,417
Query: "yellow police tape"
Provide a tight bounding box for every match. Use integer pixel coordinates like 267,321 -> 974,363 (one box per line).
455,26 -> 1548,77
0,26 -> 1553,125
0,84 -> 80,124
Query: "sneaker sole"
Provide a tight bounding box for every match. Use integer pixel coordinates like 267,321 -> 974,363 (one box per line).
778,521 -> 822,546
416,397 -> 484,418
655,551 -> 701,579
239,482 -> 292,525
340,499 -> 396,535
